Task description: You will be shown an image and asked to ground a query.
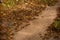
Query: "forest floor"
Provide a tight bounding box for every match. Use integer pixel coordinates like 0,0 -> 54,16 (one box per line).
14,6 -> 58,40
0,0 -> 60,40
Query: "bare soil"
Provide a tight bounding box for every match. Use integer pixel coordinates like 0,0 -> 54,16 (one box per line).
14,6 -> 57,40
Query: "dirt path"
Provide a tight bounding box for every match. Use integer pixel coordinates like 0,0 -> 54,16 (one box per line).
14,6 -> 57,40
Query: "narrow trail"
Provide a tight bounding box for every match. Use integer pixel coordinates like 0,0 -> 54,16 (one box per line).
14,6 -> 57,40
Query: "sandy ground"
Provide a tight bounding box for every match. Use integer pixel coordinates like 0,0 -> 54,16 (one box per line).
14,6 -> 57,40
